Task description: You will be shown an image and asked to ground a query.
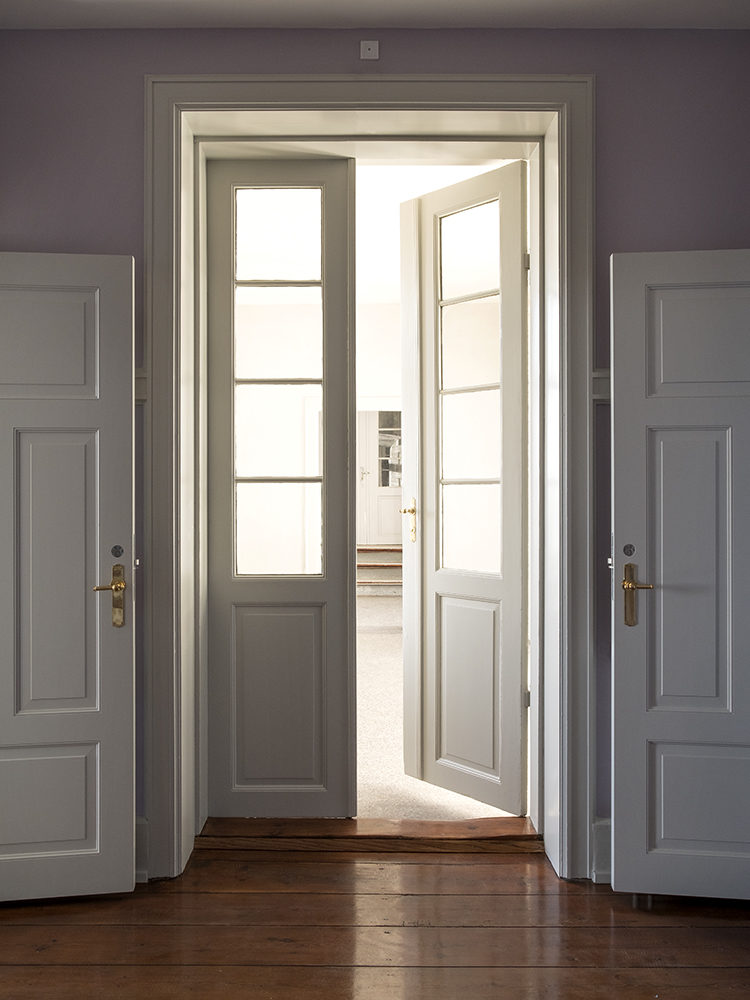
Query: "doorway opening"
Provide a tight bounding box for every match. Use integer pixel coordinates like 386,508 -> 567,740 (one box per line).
146,77 -> 596,880
352,161 -> 524,819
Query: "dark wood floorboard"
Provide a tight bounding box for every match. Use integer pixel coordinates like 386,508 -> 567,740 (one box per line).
197,816 -> 543,854
2,845 -> 750,998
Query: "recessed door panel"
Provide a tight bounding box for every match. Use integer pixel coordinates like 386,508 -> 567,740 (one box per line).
0,286 -> 98,398
439,597 -> 499,774
16,431 -> 98,712
648,283 -> 750,396
0,744 -> 98,855
233,606 -> 324,788
649,742 -> 750,854
648,428 -> 730,710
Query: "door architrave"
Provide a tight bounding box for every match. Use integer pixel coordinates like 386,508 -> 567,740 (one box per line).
144,74 -> 595,880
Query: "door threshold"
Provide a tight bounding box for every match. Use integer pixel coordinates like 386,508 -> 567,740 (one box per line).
196,816 -> 542,854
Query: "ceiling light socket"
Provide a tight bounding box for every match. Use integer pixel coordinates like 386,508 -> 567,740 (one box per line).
360,40 -> 380,61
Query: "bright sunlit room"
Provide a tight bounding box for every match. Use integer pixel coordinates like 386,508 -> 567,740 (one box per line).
353,161 -> 524,820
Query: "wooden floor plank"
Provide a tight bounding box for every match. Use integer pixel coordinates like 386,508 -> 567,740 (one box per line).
194,834 -> 544,854
200,816 -> 538,839
3,890 -> 749,928
2,923 -> 750,968
188,847 -> 555,864
2,966 -> 749,1000
155,855 -> 589,895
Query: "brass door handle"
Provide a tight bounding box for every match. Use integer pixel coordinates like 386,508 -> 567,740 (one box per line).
399,498 -> 417,543
622,562 -> 653,627
93,563 -> 126,627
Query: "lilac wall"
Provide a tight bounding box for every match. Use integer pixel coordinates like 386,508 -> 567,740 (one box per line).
2,27 -> 749,819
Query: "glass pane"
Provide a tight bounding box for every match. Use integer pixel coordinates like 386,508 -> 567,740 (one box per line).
440,200 -> 499,301
235,384 -> 322,477
235,188 -> 321,281
236,483 -> 322,575
378,423 -> 402,488
442,390 -> 501,481
235,286 -> 322,379
442,296 -> 500,391
442,484 -> 501,574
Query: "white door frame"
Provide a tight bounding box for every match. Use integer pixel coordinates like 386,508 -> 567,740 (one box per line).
144,74 -> 595,880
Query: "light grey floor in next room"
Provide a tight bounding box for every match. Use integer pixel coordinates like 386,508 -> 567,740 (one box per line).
356,596 -> 511,820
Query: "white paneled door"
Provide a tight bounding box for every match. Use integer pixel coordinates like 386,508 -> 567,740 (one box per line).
206,160 -> 355,817
402,164 -> 528,813
0,252 -> 135,902
612,250 -> 750,898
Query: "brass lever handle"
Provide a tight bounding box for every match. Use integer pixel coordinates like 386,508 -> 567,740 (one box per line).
93,563 -> 126,627
622,562 -> 653,627
399,498 -> 417,543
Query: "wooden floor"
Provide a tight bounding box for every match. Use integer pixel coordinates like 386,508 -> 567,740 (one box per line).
2,823 -> 750,998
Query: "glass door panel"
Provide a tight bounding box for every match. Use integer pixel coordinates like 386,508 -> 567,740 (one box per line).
442,483 -> 502,574
233,186 -> 324,575
236,482 -> 322,575
235,188 -> 322,280
441,295 -> 500,390
440,200 -> 499,300
234,384 -> 322,478
441,390 -> 501,481
234,286 -> 323,379
438,198 -> 503,574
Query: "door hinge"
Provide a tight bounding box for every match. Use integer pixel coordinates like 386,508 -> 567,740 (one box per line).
523,252 -> 531,270
523,690 -> 531,708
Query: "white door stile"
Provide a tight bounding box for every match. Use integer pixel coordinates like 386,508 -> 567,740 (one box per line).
0,252 -> 135,902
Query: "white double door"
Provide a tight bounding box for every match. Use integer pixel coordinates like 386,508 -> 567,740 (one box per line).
205,158 -> 529,817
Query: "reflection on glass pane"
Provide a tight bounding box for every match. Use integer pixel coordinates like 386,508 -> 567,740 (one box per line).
235,384 -> 322,477
442,484 -> 501,574
442,390 -> 501,481
235,286 -> 322,379
378,410 -> 400,430
236,188 -> 321,281
442,296 -> 500,391
441,201 -> 499,301
236,482 -> 322,575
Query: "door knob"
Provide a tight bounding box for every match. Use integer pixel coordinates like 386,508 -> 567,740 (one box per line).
93,563 -> 126,627
621,562 -> 653,627
399,498 -> 417,543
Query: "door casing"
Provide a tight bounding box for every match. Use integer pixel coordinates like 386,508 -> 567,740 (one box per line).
144,75 -> 595,880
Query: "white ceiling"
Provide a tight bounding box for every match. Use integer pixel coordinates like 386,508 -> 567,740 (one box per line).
2,0 -> 750,30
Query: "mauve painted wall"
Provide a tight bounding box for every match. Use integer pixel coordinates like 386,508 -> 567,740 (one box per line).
1,28 -> 749,821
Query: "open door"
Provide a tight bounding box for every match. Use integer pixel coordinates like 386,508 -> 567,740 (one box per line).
612,249 -> 750,898
401,163 -> 527,814
0,252 -> 135,902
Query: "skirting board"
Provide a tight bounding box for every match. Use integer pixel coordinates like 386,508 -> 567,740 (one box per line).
592,817 -> 612,884
136,817 -> 149,884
